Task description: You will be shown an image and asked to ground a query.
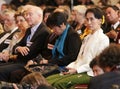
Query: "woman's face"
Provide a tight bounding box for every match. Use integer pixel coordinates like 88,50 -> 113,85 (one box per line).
16,15 -> 29,31
85,12 -> 101,31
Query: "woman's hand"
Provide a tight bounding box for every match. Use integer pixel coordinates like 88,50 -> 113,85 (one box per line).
62,67 -> 77,75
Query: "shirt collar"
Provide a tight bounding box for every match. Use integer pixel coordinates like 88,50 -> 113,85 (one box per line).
31,22 -> 41,33
112,21 -> 120,29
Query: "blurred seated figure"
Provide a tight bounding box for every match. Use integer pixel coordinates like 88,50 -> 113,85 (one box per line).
42,5 -> 71,60
43,6 -> 56,24
0,9 -> 19,52
0,6 -> 29,63
10,0 -> 29,9
70,5 -> 87,35
88,43 -> 120,89
105,5 -> 120,43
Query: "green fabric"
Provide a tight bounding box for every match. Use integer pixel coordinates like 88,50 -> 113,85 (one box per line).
46,73 -> 91,89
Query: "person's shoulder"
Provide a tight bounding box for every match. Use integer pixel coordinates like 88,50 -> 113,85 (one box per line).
91,71 -> 120,83
89,71 -> 120,89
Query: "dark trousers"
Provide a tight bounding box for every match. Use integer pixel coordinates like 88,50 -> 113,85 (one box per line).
0,63 -> 30,83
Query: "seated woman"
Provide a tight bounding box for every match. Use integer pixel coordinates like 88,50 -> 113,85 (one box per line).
41,11 -> 81,71
46,7 -> 109,89
0,6 -> 29,62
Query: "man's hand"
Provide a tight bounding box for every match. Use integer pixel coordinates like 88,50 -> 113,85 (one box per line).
16,46 -> 30,56
106,30 -> 117,39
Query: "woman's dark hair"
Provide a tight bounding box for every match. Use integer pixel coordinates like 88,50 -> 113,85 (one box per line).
85,7 -> 104,20
46,11 -> 67,28
98,43 -> 120,70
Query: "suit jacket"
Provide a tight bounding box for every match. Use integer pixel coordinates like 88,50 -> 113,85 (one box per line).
0,29 -> 19,52
48,26 -> 82,66
88,71 -> 120,89
115,25 -> 120,44
13,23 -> 50,63
106,23 -> 120,43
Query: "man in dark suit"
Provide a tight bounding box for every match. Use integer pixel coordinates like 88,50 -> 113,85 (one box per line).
88,44 -> 120,89
0,5 -> 50,83
105,5 -> 120,43
0,9 -> 19,52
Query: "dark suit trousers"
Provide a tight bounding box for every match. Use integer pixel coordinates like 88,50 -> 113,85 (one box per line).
0,63 -> 29,83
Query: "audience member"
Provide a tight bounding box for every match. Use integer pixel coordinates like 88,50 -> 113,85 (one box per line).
70,5 -> 87,35
0,3 -> 10,11
97,0 -> 110,7
28,0 -> 48,10
0,6 -> 29,62
43,6 -> 56,24
46,7 -> 109,89
42,6 -> 71,60
10,0 -> 29,9
0,9 -> 19,52
105,5 -> 120,43
88,43 -> 120,89
0,5 -> 50,83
